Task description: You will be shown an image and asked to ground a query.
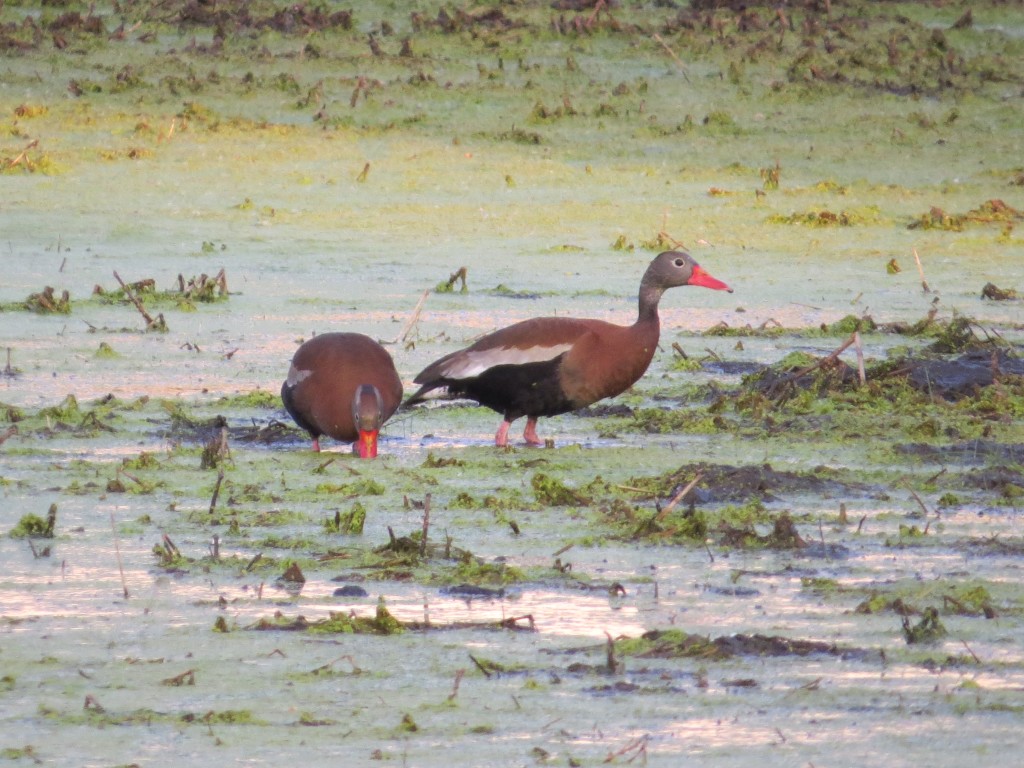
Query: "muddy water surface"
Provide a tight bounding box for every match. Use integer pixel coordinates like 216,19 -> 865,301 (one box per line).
2,2 -> 1024,766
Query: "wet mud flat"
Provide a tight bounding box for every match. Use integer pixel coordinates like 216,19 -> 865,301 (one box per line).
3,1 -> 1024,766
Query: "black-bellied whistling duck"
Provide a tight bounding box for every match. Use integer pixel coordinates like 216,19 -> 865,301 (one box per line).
407,251 -> 732,447
281,332 -> 404,457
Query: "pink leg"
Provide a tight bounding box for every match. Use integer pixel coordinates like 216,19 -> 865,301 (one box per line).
495,420 -> 512,447
522,417 -> 543,446
312,436 -> 321,452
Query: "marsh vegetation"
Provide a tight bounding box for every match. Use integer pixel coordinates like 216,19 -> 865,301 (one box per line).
2,1 -> 1023,765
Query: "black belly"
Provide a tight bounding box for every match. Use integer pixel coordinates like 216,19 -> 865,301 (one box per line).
281,381 -> 320,438
446,358 -> 575,421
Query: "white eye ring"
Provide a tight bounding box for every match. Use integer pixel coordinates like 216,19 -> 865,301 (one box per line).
673,258 -> 685,267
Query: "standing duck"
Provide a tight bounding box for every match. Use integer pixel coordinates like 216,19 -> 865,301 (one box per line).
407,251 -> 732,447
281,332 -> 404,457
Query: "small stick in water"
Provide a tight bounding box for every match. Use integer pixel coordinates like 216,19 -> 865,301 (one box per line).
420,492 -> 431,557
209,470 -> 225,514
110,512 -> 129,599
912,248 -> 931,293
656,472 -> 703,522
113,271 -> 156,328
395,289 -> 430,344
854,331 -> 866,385
448,669 -> 464,701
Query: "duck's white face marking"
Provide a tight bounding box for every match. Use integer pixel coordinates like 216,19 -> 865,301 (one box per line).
352,384 -> 385,431
286,363 -> 313,388
442,343 -> 573,380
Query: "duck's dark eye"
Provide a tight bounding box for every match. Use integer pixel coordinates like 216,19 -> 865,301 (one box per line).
673,258 -> 685,267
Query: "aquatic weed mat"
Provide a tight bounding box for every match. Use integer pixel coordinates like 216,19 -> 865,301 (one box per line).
2,387 -> 1023,764
3,0 -> 1024,765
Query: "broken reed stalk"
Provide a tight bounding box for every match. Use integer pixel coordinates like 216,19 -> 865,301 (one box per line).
854,331 -> 866,385
420,492 -> 431,557
704,540 -> 715,563
907,487 -> 934,518
448,669 -> 465,701
4,139 -> 39,170
209,470 -> 225,514
215,267 -> 228,295
651,33 -> 690,81
769,332 -> 858,395
397,289 -> 430,344
606,734 -> 649,763
912,248 -> 931,293
113,271 -> 156,327
655,472 -> 704,522
961,640 -> 982,664
468,653 -> 492,679
604,631 -> 619,673
110,512 -> 129,599
0,425 -> 17,445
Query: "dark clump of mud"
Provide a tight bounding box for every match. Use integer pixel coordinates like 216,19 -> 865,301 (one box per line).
981,283 -> 1019,301
907,349 -> 1024,400
701,360 -> 765,376
746,354 -> 860,400
895,441 -> 1024,467
741,315 -> 1021,403
962,466 -> 1024,502
666,462 -> 882,505
162,409 -> 228,444
577,403 -> 635,418
620,628 -> 865,661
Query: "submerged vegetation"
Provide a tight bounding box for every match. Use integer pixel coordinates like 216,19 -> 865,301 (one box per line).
1,0 -> 1023,764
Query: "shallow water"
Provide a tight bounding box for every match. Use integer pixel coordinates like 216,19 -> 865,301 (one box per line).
3,1 -> 1024,766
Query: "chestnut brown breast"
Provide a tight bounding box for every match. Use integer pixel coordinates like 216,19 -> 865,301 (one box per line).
282,332 -> 403,444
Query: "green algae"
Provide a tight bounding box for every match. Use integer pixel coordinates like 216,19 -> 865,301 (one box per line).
94,341 -> 120,359
531,473 -> 592,507
614,630 -> 729,661
851,579 -> 1006,619
250,597 -> 405,635
8,505 -> 56,539
324,502 -> 366,535
38,703 -> 262,728
629,407 -> 727,435
217,390 -> 280,409
902,607 -> 948,645
37,394 -> 82,423
0,402 -> 25,423
436,558 -> 526,589
16,286 -> 72,314
1,2 -> 1023,763
766,206 -> 883,227
315,478 -> 386,496
613,629 -> 845,662
909,199 -> 1023,231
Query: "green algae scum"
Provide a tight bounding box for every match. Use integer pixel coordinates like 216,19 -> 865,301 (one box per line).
2,1 -> 1024,765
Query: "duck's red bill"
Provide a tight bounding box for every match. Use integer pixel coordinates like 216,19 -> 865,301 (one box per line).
357,430 -> 379,459
688,265 -> 733,293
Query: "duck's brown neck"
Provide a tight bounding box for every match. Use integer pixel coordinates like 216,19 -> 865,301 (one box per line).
637,282 -> 665,326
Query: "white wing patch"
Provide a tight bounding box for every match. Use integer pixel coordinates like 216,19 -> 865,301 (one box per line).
441,343 -> 573,380
286,363 -> 313,388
